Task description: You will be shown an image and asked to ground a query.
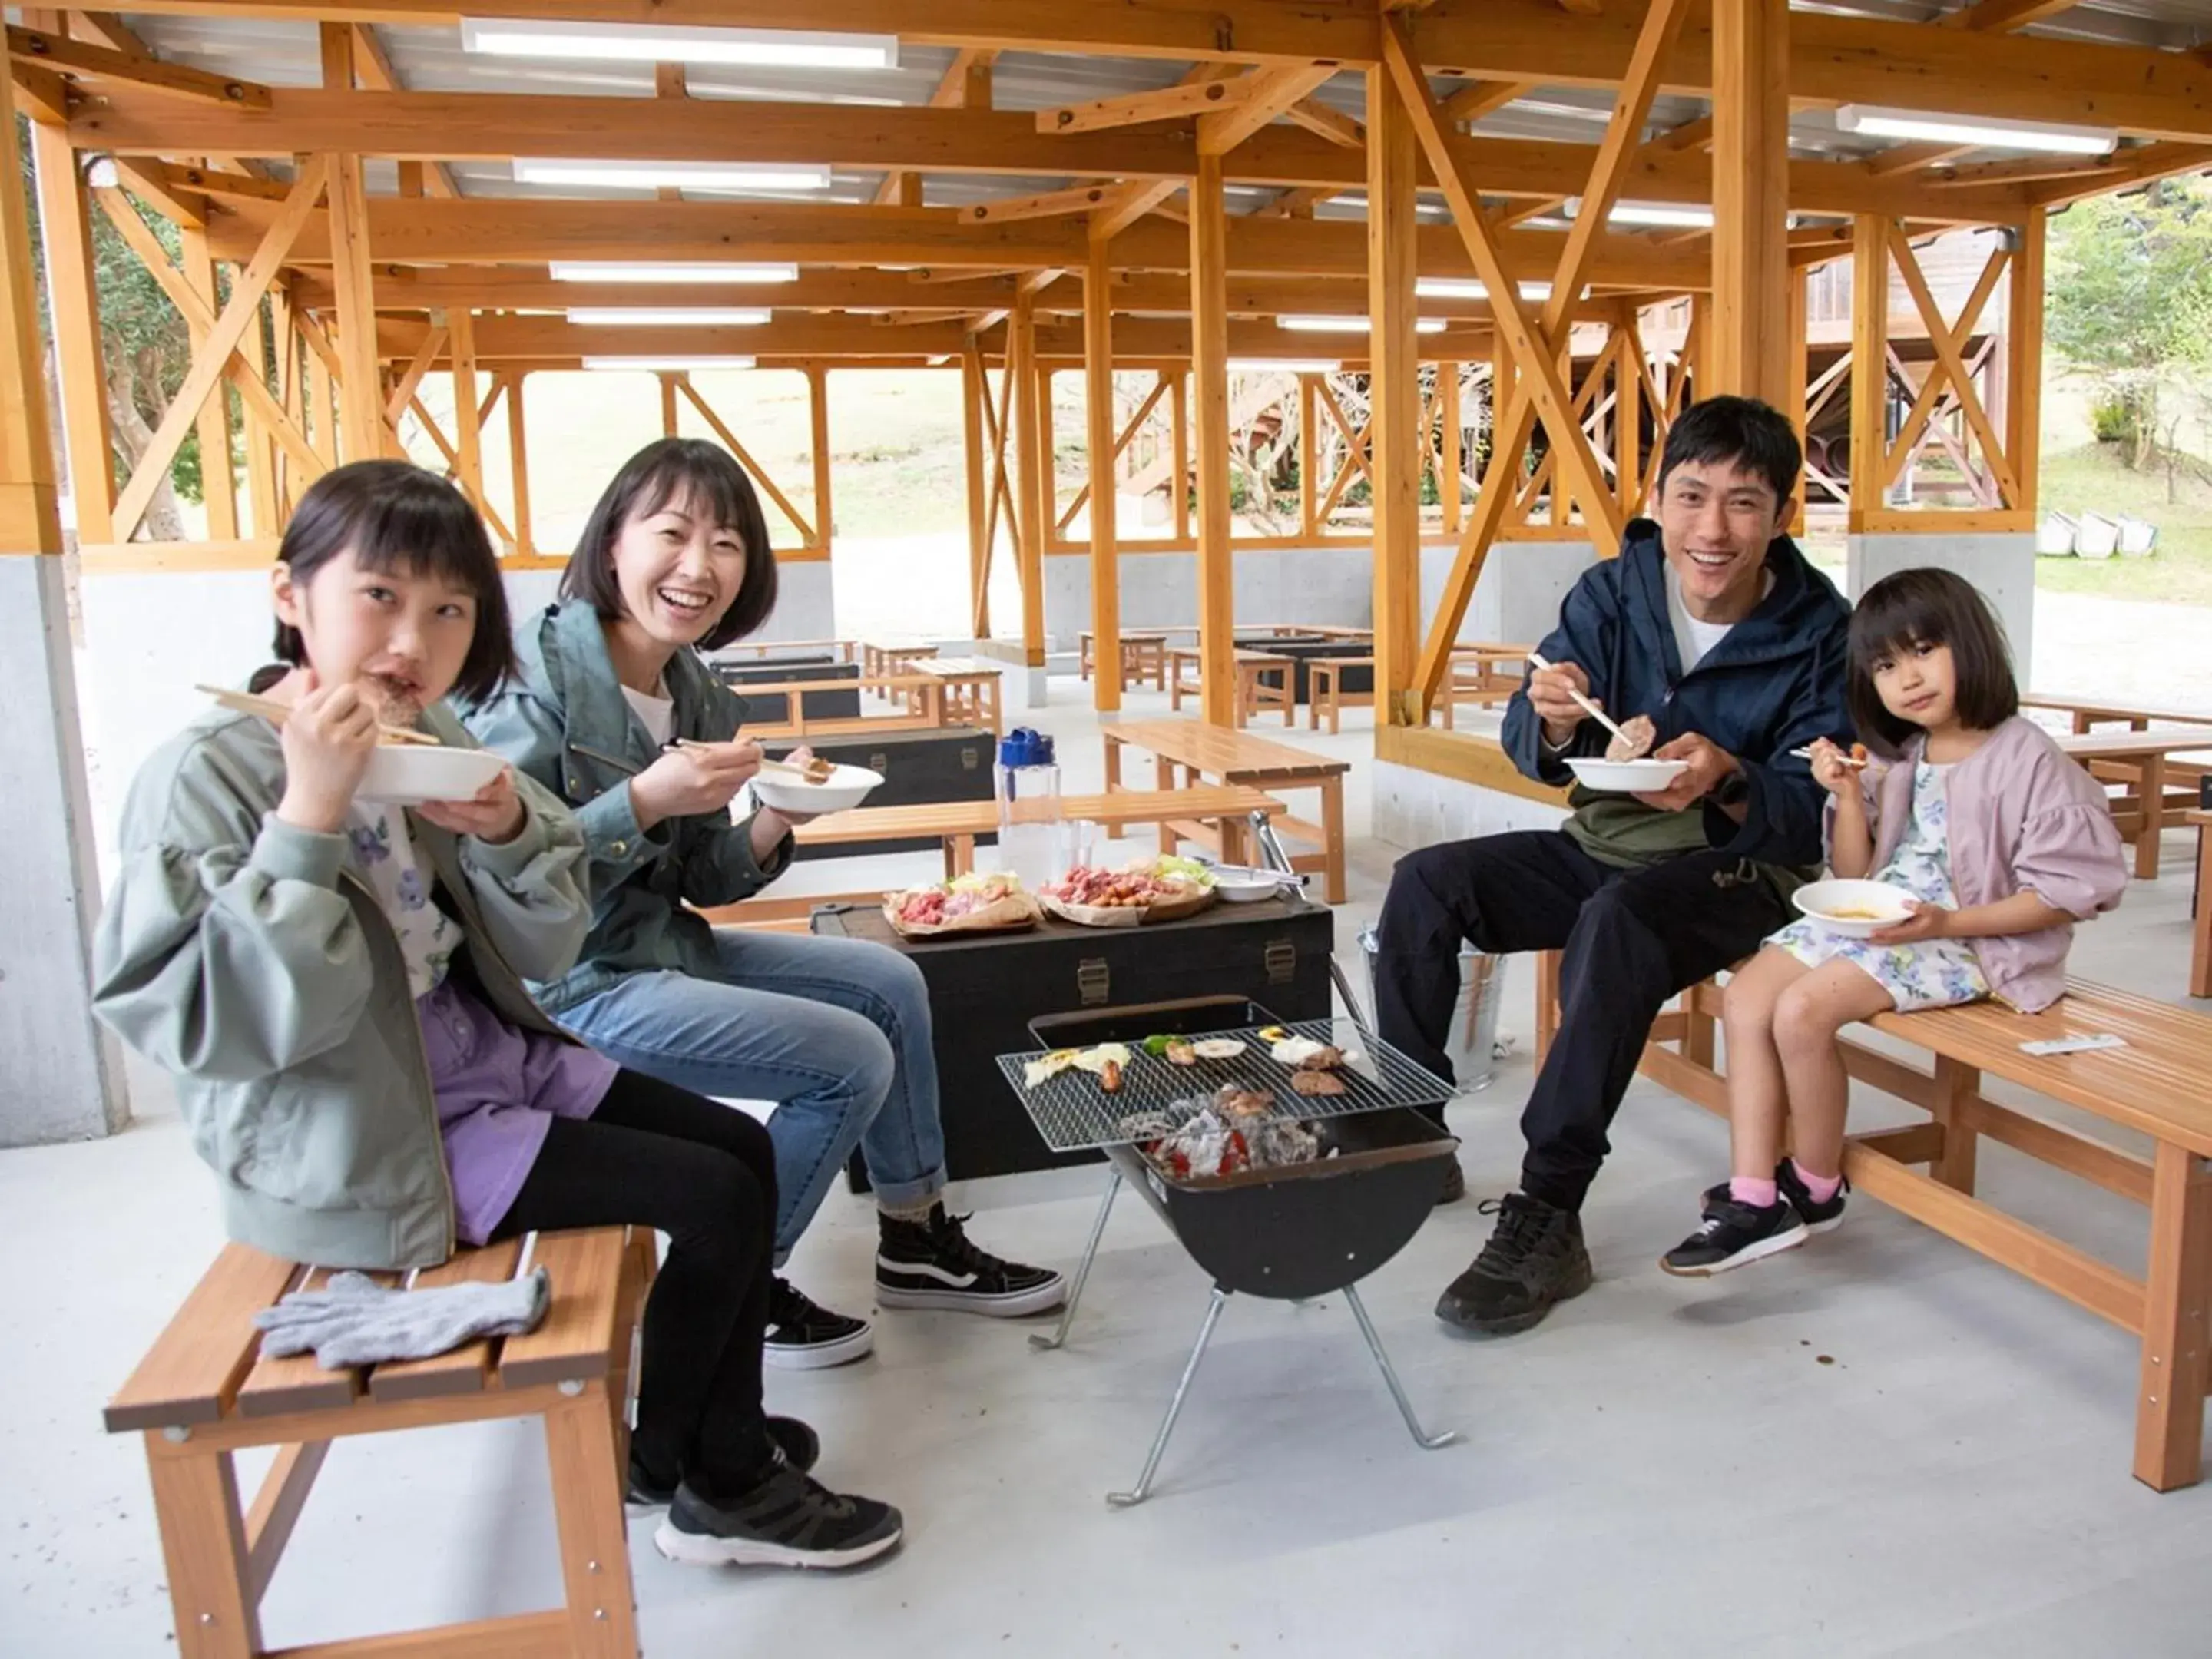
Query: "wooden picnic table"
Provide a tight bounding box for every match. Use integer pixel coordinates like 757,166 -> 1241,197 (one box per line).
792,785 -> 1286,879
1103,718 -> 1350,902
2055,726 -> 2212,880
1077,628 -> 1172,692
2025,692 -> 2212,733
2192,809 -> 2211,1001
1308,655 -> 1373,734
1166,646 -> 1297,727
739,672 -> 979,740
912,657 -> 1003,734
858,641 -> 939,704
714,636 -> 858,664
1436,644 -> 1532,728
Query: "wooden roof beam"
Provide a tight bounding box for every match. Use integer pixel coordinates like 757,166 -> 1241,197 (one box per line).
1281,94 -> 1363,149
1440,79 -> 1535,124
1936,0 -> 2084,31
1200,65 -> 1339,155
965,184 -> 1114,224
876,46 -> 996,206
346,23 -> 459,198
1039,75 -> 1269,135
1863,141 -> 1976,178
5,23 -> 270,108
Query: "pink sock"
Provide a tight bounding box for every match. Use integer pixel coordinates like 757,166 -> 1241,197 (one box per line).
1729,1176 -> 1779,1208
1790,1159 -> 1843,1204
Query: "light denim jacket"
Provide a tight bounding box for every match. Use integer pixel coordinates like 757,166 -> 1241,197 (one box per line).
459,600 -> 792,1014
91,698 -> 593,1270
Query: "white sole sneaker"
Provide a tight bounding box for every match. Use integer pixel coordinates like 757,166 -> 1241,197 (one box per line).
875,1273 -> 1067,1316
763,1323 -> 875,1371
654,1516 -> 903,1571
1659,1222 -> 1810,1278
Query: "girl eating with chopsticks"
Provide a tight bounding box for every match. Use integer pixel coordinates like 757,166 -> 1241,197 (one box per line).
463,437 -> 1063,1373
1661,567 -> 2128,1277
91,459 -> 901,1571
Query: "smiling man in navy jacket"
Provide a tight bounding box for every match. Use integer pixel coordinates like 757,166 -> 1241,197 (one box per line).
1374,396 -> 1853,1337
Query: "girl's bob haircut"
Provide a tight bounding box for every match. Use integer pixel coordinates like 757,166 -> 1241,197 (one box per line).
561,438 -> 778,651
273,459 -> 515,704
1847,565 -> 2019,753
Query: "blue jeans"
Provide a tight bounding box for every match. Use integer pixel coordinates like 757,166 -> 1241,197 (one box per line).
560,929 -> 947,1266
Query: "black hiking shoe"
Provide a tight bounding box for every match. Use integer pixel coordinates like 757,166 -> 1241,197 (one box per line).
1661,1195 -> 1809,1277
1701,1163 -> 1850,1234
876,1204 -> 1065,1316
1435,1192 -> 1594,1336
627,1416 -> 820,1512
655,1462 -> 903,1571
765,1277 -> 874,1371
1436,1161 -> 1467,1206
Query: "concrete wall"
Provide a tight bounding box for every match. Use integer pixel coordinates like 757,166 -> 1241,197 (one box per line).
2,556 -> 129,1144
1373,756 -> 1570,856
1041,545 -> 1376,647
1846,532 -> 2035,674
1423,540 -> 1599,648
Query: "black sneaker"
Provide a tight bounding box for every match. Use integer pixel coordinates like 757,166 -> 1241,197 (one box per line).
1435,1192 -> 1594,1336
765,1277 -> 874,1371
654,1462 -> 903,1571
876,1205 -> 1066,1316
627,1416 -> 820,1512
1661,1196 -> 1809,1277
1701,1163 -> 1850,1235
1436,1161 -> 1467,1206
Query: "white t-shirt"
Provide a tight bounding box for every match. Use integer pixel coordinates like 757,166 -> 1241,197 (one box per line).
621,683 -> 675,746
1665,564 -> 1771,674
346,804 -> 462,1001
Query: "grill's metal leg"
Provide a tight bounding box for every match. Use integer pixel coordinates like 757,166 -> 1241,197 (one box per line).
1108,1286 -> 1229,1508
1255,808 -> 1373,1041
1343,1283 -> 1460,1452
1030,1169 -> 1122,1353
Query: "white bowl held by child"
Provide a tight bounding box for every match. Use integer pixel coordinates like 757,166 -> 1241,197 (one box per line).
356,746 -> 508,806
1791,878 -> 1917,939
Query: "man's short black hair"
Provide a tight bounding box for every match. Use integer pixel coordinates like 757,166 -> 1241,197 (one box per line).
1654,395 -> 1803,506
1847,566 -> 2020,752
561,438 -> 779,651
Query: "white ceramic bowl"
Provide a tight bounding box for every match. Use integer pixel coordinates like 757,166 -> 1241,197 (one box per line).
356,745 -> 508,806
1211,873 -> 1283,903
752,763 -> 882,816
1565,757 -> 1690,792
1792,877 -> 1917,939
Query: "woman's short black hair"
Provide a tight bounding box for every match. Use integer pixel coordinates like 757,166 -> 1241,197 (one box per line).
1654,395 -> 1803,506
560,438 -> 779,651
273,459 -> 515,703
1847,566 -> 2020,752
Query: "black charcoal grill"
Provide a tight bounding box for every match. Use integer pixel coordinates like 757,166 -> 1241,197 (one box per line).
999,993 -> 1462,1505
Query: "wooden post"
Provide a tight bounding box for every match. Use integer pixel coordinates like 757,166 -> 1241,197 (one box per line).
659,373 -> 680,439
806,365 -> 833,560
449,308 -> 485,513
1788,267 -> 1810,533
1441,360 -> 1463,537
178,227 -> 240,540
2008,205 -> 2046,518
1848,215 -> 1890,533
1298,373 -> 1317,541
1010,299 -> 1046,667
505,371 -> 532,557
326,154 -> 381,462
962,342 -> 991,638
1613,306 -> 1641,519
1366,63 -> 1421,727
28,124 -> 114,543
1488,328 -> 1517,492
243,293 -> 280,535
1190,151 -> 1235,727
1084,234 -> 1121,714
1710,0 -> 1793,409
3,70 -> 63,561
1171,370 -> 1190,543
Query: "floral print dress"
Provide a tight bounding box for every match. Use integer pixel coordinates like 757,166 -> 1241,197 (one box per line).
1770,761 -> 1989,1012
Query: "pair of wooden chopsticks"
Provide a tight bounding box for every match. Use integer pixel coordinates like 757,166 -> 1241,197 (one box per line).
1789,743 -> 1870,769
198,684 -> 439,747
1525,651 -> 1631,746
573,737 -> 830,783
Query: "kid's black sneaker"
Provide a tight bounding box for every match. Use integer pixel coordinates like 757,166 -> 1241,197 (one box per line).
1661,1195 -> 1808,1277
876,1204 -> 1065,1316
1701,1163 -> 1849,1234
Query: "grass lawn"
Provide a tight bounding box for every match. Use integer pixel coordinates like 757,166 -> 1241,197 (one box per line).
2031,440 -> 2212,606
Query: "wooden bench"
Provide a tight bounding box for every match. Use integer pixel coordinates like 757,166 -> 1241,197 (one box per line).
2192,807 -> 2211,1001
1077,628 -> 1171,692
1103,718 -> 1349,902
1166,647 -> 1296,728
106,1227 -> 653,1657
1307,656 -> 1373,735
2054,726 -> 2212,881
738,672 -> 981,740
911,657 -> 1004,734
1435,644 -> 1531,730
792,784 -> 1287,878
1534,949 -> 2212,1492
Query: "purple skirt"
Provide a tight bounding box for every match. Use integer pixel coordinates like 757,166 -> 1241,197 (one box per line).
418,979 -> 618,1246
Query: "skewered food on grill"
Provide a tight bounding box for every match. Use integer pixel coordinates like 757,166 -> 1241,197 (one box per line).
1163,1039 -> 1197,1067
1099,1059 -> 1124,1094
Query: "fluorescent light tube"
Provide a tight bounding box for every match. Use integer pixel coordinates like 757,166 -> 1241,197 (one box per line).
567,308 -> 773,326
548,262 -> 799,284
1278,315 -> 1447,334
1415,278 -> 1555,301
515,159 -> 831,191
581,356 -> 757,371
1836,104 -> 2114,156
462,19 -> 899,70
1563,197 -> 1715,229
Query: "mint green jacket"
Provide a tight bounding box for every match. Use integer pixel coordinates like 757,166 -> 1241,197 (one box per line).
90,700 -> 593,1270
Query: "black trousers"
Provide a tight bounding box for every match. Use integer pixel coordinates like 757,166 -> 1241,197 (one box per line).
1374,831 -> 1790,1213
495,1069 -> 777,1492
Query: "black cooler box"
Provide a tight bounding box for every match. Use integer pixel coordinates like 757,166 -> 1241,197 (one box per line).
716,657 -> 862,724
762,725 -> 996,859
812,894 -> 1335,1184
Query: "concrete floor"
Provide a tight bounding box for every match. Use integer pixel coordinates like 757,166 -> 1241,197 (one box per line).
9,680 -> 2212,1657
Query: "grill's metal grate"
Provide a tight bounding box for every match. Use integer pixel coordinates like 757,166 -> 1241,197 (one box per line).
995,1017 -> 1454,1153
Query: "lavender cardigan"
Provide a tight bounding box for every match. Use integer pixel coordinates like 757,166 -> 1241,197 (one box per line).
1834,716 -> 2128,1012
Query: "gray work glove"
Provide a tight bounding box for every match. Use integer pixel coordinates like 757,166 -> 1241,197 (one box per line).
254,1265 -> 551,1369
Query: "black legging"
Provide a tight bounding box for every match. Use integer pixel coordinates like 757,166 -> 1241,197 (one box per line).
494,1069 -> 776,1492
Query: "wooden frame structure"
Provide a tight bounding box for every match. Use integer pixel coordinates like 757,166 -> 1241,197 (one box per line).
8,0 -> 2200,730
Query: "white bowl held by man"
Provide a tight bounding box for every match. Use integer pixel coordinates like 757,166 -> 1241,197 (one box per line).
1563,756 -> 1690,793
752,763 -> 882,816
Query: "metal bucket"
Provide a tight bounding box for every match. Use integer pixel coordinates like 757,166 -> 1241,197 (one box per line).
1357,925 -> 1506,1091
